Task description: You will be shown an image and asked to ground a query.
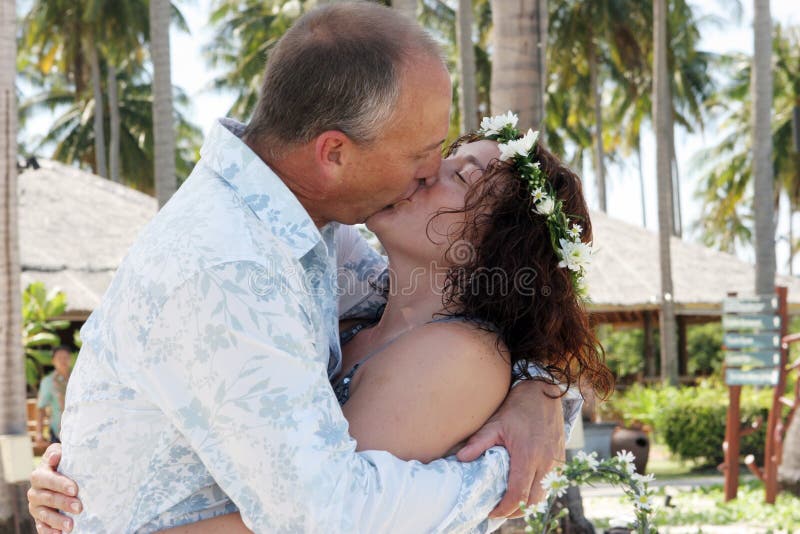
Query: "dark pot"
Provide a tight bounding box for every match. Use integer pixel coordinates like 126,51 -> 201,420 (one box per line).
611,427 -> 650,475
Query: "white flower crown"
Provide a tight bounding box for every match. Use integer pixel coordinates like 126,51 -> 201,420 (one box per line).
478,111 -> 592,298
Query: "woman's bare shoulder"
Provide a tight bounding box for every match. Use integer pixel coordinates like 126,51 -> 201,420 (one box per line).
342,319 -> 511,462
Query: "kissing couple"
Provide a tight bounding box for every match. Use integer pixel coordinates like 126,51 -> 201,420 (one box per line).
29,2 -> 612,533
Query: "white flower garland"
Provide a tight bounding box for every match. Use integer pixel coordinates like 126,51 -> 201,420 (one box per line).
478,111 -> 593,298
522,450 -> 657,533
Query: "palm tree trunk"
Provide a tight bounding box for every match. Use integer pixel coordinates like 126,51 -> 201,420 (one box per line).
588,36 -> 606,212
654,0 -> 678,385
392,0 -> 417,20
88,41 -> 108,178
753,0 -> 775,295
1,0 -> 27,523
788,208 -> 795,276
456,0 -> 478,132
151,0 -> 177,207
490,0 -> 548,130
108,65 -> 121,183
670,129 -> 683,237
637,132 -> 647,227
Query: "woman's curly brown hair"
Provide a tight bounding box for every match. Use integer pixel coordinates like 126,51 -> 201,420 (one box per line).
435,133 -> 614,400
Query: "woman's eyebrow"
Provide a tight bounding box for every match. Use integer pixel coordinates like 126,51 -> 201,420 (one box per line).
460,154 -> 485,171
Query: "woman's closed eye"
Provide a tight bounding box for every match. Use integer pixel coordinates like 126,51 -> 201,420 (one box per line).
455,171 -> 468,184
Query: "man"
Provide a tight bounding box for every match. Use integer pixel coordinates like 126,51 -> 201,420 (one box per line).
34,346 -> 72,447
29,3 -> 579,532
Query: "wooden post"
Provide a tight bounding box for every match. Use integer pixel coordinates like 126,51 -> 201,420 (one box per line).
644,311 -> 656,378
765,285 -> 789,503
678,315 -> 688,377
724,290 -> 740,502
724,384 -> 742,501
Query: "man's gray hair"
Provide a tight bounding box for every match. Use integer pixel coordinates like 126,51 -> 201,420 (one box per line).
243,1 -> 444,157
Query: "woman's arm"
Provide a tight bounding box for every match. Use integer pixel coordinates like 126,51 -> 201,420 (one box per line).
343,321 -> 511,463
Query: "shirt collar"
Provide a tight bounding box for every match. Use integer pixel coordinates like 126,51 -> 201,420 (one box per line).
199,118 -> 324,259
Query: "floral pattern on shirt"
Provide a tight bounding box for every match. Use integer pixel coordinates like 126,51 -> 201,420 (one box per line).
59,119 -> 519,534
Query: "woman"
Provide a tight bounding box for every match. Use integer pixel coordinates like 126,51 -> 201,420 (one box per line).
31,113 -> 613,533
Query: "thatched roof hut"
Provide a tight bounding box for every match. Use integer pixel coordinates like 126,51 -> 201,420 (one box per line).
20,160 -> 800,330
20,160 -> 157,319
586,210 -> 800,325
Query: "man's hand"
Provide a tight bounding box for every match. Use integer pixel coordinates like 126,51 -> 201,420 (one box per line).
456,380 -> 565,519
28,443 -> 82,533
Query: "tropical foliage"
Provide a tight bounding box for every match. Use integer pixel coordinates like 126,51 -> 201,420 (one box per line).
22,282 -> 71,391
695,25 -> 800,258
17,0 -> 200,193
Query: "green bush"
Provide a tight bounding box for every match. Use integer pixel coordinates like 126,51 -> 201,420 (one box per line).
661,394 -> 769,465
600,379 -> 774,466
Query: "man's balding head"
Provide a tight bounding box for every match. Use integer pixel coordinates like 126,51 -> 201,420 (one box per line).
244,1 -> 445,158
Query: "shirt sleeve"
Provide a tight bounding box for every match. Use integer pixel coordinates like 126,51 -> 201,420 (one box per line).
512,362 -> 584,443
134,260 -> 508,534
334,224 -> 389,321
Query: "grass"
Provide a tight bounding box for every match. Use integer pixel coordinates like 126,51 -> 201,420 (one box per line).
652,480 -> 800,530
645,442 -> 720,480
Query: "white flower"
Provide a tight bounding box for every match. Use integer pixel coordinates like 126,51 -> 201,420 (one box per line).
281,0 -> 301,17
529,161 -> 541,171
498,129 -> 539,161
479,111 -> 518,135
615,449 -> 637,474
530,187 -> 547,202
567,223 -> 583,240
557,238 -> 592,271
533,197 -> 555,216
634,493 -> 653,511
575,450 -> 599,470
541,470 -> 569,498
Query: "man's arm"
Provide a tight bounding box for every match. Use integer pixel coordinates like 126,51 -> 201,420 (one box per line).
132,260 -> 508,533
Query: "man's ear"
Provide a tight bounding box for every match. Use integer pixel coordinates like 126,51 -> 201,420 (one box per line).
314,131 -> 351,177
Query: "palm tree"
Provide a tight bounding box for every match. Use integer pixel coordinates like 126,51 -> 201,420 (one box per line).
654,0 -> 678,384
0,0 -> 27,522
393,0 -> 417,20
88,36 -> 108,178
696,27 -> 799,258
151,0 -> 177,207
752,0 -> 774,295
547,0 -> 647,212
20,74 -> 201,194
490,0 -> 547,130
456,0 -> 478,132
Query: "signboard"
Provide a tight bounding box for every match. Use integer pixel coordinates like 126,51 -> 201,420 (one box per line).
725,367 -> 779,386
723,332 -> 780,350
722,315 -> 780,331
723,296 -> 778,315
723,294 -> 782,387
724,351 -> 780,368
